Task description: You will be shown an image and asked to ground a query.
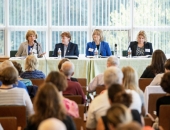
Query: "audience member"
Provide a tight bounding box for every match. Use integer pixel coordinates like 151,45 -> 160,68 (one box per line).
122,66 -> 144,115
20,55 -> 45,79
86,66 -> 123,130
25,83 -> 76,130
88,56 -> 119,92
58,58 -> 78,82
97,84 -> 142,130
0,60 -> 28,92
45,71 -> 79,118
52,32 -> 79,57
12,61 -> 33,86
150,59 -> 170,85
106,104 -> 132,130
61,61 -> 85,104
86,29 -> 111,56
0,67 -> 33,117
38,118 -> 66,130
140,49 -> 167,78
128,30 -> 153,56
156,72 -> 170,117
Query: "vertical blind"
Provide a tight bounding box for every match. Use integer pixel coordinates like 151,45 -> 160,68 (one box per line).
0,0 -> 170,55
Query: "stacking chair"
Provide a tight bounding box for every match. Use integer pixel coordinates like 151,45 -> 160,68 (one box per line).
10,50 -> 17,57
30,79 -> 45,87
0,117 -> 17,130
63,95 -> 82,104
49,51 -> 53,57
139,78 -> 153,92
0,106 -> 26,130
95,85 -> 105,95
77,78 -> 87,86
148,93 -> 166,118
159,105 -> 170,130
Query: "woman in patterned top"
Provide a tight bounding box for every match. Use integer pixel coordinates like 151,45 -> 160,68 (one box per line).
128,30 -> 153,56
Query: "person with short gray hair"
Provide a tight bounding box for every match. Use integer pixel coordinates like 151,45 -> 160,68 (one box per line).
86,67 -> 123,130
61,61 -> 85,104
88,56 -> 119,92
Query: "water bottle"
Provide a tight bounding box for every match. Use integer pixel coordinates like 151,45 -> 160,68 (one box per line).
94,48 -> 98,58
128,48 -> 132,58
114,44 -> 117,56
58,48 -> 61,59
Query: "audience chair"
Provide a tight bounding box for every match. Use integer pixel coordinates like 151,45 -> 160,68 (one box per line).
82,86 -> 87,95
139,78 -> 153,92
144,117 -> 154,126
95,85 -> 105,95
30,79 -> 45,87
0,106 -> 26,130
10,50 -> 17,57
148,93 -> 166,118
77,78 -> 87,86
73,118 -> 85,130
159,105 -> 170,130
78,104 -> 86,120
63,95 -> 82,104
49,51 -> 53,57
0,117 -> 17,130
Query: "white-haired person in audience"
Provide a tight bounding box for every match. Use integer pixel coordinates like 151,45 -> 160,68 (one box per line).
0,60 -> 28,92
45,71 -> 79,118
122,66 -> 144,116
0,66 -> 33,117
60,61 -> 85,104
38,118 -> 66,130
88,56 -> 119,92
150,58 -> 170,86
86,66 -> 123,130
20,55 -> 45,79
25,83 -> 76,130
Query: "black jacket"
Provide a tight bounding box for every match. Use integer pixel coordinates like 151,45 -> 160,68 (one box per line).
52,42 -> 79,57
128,41 -> 153,56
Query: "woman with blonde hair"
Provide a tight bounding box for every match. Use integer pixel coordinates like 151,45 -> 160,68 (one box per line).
25,82 -> 76,130
20,55 -> 45,79
128,30 -> 153,56
86,29 -> 111,56
15,30 -> 45,57
122,66 -> 145,116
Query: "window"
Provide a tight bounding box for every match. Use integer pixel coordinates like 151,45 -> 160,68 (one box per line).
1,0 -> 170,56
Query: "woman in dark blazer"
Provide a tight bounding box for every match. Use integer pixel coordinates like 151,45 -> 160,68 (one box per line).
128,31 -> 153,56
52,32 -> 79,57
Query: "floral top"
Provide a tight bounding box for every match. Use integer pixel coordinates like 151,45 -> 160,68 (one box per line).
63,97 -> 79,118
136,46 -> 144,56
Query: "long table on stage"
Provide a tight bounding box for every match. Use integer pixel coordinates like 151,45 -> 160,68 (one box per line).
9,57 -> 151,84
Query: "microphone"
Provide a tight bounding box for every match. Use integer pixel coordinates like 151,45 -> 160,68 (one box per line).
34,40 -> 39,55
114,44 -> 117,56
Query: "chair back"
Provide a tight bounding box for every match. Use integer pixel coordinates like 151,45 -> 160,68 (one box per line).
139,78 -> 153,92
148,93 -> 166,118
49,51 -> 53,57
30,79 -> 45,87
63,95 -> 82,104
73,118 -> 85,130
0,105 -> 26,130
77,78 -> 87,86
144,117 -> 154,126
0,117 -> 17,130
10,50 -> 17,57
159,105 -> 170,130
96,85 -> 105,95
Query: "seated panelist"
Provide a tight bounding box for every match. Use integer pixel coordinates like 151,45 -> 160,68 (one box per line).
52,32 -> 79,57
128,30 -> 153,56
86,29 -> 111,57
15,30 -> 45,57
